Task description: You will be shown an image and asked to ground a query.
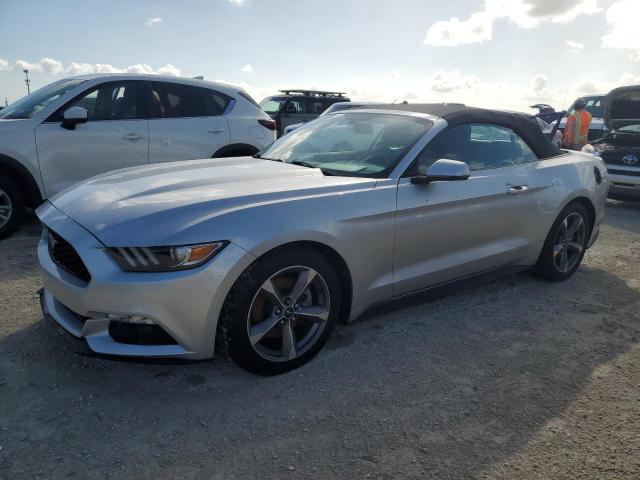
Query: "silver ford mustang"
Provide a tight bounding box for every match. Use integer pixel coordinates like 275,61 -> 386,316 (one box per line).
37,105 -> 608,374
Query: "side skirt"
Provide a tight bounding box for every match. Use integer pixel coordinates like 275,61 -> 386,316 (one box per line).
353,265 -> 531,323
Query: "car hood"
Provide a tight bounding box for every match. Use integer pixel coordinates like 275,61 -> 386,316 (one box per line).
604,85 -> 640,130
48,157 -> 376,247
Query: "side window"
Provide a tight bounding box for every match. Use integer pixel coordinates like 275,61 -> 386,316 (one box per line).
63,82 -> 138,121
308,100 -> 328,115
150,82 -> 206,118
283,99 -> 305,114
202,89 -> 231,116
414,123 -> 538,174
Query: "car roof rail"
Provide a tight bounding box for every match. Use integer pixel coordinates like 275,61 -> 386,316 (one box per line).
278,89 -> 347,98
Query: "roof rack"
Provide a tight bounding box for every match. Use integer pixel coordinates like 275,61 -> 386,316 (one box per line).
279,89 -> 346,98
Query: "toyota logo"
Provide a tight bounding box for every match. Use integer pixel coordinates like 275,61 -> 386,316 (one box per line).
623,154 -> 638,165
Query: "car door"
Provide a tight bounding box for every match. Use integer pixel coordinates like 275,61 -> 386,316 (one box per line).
393,123 -> 540,297
35,80 -> 148,198
147,82 -> 230,163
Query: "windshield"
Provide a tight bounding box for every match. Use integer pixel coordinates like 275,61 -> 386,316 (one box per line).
260,97 -> 287,115
572,96 -> 604,118
0,79 -> 85,119
258,112 -> 433,178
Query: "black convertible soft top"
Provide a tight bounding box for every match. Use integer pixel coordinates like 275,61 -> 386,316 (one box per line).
366,103 -> 562,159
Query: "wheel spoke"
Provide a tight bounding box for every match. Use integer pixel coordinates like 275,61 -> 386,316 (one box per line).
553,244 -> 563,258
296,305 -> 329,323
289,268 -> 317,303
559,248 -> 568,272
560,218 -> 568,235
567,241 -> 583,254
260,278 -> 284,308
567,216 -> 584,236
249,313 -> 282,345
281,322 -> 297,360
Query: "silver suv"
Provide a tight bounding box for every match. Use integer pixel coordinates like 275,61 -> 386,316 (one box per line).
0,74 -> 275,238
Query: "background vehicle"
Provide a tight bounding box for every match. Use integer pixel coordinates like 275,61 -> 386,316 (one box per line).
584,85 -> 640,200
282,101 -> 381,135
0,74 -> 275,239
37,105 -> 607,375
530,103 -> 557,124
260,90 -> 350,136
553,95 -> 608,141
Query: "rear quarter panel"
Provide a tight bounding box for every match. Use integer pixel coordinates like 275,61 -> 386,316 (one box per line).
528,151 -> 607,245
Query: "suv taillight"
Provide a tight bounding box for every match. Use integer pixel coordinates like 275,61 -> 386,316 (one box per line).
258,119 -> 276,131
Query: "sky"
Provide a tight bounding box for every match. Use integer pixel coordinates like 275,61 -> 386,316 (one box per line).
1,0 -> 639,111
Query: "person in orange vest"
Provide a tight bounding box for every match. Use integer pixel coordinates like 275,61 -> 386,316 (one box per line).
563,99 -> 592,150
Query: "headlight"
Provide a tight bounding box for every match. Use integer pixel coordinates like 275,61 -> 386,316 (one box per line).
581,144 -> 601,157
108,242 -> 228,272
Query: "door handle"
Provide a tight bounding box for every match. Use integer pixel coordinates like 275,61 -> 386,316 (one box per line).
507,185 -> 529,195
207,128 -> 226,134
122,132 -> 144,141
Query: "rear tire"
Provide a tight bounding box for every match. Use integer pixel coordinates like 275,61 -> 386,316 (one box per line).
533,202 -> 590,282
218,247 -> 341,375
0,175 -> 25,240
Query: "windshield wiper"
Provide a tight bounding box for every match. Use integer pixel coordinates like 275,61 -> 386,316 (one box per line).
290,160 -> 340,176
254,154 -> 283,162
290,160 -> 317,168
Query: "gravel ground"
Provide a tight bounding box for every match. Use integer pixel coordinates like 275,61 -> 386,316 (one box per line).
1,200 -> 639,480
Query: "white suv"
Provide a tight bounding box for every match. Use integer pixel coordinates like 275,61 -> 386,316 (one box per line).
0,74 -> 276,238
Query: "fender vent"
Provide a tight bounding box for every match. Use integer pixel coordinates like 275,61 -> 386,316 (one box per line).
594,167 -> 602,185
48,230 -> 91,283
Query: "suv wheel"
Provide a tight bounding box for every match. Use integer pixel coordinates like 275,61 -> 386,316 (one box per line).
0,175 -> 25,240
218,247 -> 342,375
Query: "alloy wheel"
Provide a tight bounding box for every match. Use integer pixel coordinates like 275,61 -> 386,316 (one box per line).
553,212 -> 587,273
247,266 -> 331,362
0,188 -> 12,230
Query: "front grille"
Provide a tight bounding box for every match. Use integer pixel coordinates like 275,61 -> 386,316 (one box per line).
608,168 -> 640,177
602,153 -> 640,167
48,230 -> 91,283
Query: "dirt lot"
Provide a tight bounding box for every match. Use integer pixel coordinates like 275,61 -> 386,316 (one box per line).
1,200 -> 639,480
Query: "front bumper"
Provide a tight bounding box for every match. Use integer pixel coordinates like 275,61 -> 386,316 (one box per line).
37,203 -> 254,360
607,166 -> 640,198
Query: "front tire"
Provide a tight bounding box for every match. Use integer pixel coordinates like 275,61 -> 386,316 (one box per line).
218,247 -> 342,375
534,202 -> 590,282
0,175 -> 25,240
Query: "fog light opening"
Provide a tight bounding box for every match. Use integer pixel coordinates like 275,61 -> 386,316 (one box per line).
105,313 -> 155,325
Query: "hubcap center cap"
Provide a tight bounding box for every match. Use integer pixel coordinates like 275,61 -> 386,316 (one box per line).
284,307 -> 295,319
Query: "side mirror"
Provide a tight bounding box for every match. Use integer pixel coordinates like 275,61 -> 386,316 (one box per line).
410,159 -> 470,184
61,106 -> 88,130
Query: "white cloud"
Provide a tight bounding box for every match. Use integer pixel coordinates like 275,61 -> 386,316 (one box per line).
4,58 -> 181,77
14,59 -> 39,71
424,12 -> 493,46
66,62 -> 121,75
425,0 -> 601,46
157,64 -> 181,76
602,0 -> 640,58
40,57 -> 64,74
565,40 -> 584,49
125,63 -> 155,74
228,0 -> 245,5
429,70 -> 481,93
620,73 -> 640,85
241,64 -> 254,73
529,73 -> 551,99
146,17 -> 163,26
